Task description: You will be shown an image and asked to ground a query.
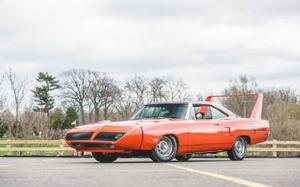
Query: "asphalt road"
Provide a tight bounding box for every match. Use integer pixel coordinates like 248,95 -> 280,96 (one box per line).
0,157 -> 299,187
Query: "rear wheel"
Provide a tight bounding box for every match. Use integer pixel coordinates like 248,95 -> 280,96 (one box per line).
227,137 -> 247,161
150,136 -> 177,162
175,154 -> 192,162
92,152 -> 118,163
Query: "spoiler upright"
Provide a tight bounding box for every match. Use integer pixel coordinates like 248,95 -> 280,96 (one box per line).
204,93 -> 263,119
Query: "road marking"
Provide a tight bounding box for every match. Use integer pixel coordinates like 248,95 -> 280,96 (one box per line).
166,164 -> 270,187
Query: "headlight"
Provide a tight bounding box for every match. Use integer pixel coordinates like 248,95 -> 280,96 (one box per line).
66,132 -> 93,140
94,132 -> 125,141
114,133 -> 124,140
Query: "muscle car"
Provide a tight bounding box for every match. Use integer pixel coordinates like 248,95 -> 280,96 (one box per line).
65,93 -> 269,162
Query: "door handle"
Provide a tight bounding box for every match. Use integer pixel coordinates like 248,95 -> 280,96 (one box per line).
213,123 -> 220,126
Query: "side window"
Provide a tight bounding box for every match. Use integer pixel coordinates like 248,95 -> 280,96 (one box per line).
204,107 -> 212,119
194,105 -> 212,119
194,105 -> 228,120
210,107 -> 227,119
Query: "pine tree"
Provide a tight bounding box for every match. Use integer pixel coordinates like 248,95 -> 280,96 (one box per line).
32,72 -> 60,118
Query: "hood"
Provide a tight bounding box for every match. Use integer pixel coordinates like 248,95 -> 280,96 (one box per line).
71,118 -> 182,131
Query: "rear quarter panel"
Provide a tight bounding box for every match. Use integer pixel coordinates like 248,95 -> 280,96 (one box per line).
227,118 -> 269,145
250,119 -> 270,144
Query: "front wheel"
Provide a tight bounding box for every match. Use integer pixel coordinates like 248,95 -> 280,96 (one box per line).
150,136 -> 177,162
92,152 -> 118,163
227,137 -> 247,161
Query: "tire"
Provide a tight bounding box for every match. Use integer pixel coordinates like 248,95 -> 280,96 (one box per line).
92,152 -> 118,163
150,136 -> 177,162
227,137 -> 247,161
175,154 -> 192,162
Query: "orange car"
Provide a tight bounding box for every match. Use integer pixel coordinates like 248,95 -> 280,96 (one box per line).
65,93 -> 269,163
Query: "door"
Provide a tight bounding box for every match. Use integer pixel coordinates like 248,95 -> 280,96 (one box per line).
187,105 -> 232,152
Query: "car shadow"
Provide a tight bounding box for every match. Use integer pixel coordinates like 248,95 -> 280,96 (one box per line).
63,158 -> 233,164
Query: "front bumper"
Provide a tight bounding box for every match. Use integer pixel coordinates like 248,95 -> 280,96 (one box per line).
64,126 -> 143,153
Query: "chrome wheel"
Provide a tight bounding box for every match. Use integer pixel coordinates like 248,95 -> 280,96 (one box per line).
234,138 -> 246,158
155,138 -> 173,158
227,137 -> 248,161
150,136 -> 177,162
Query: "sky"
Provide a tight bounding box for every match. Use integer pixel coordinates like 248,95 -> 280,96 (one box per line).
0,0 -> 300,97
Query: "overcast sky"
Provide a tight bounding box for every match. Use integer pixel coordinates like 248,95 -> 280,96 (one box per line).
0,0 -> 300,96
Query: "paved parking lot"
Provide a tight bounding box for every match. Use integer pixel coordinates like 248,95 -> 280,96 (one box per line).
0,157 -> 299,187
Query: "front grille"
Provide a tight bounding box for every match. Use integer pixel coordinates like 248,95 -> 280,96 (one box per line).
66,132 -> 93,141
71,142 -> 114,148
94,132 -> 124,141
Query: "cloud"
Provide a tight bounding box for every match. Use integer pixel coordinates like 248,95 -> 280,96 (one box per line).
0,0 -> 300,97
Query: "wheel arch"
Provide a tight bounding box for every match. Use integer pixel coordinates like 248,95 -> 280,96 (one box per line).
239,135 -> 251,145
162,134 -> 179,148
149,134 -> 179,162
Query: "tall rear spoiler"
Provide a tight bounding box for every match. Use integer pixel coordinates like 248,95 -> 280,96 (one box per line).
204,93 -> 263,119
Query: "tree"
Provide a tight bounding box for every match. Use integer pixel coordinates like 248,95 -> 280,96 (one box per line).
63,107 -> 78,129
0,73 -> 5,109
88,71 -> 102,122
50,108 -> 65,130
20,107 -> 48,138
164,78 -> 189,101
6,69 -> 26,122
114,89 -> 136,120
125,75 -> 149,108
101,79 -> 120,120
49,107 -> 78,132
60,69 -> 92,124
6,69 -> 26,138
263,88 -> 300,140
32,72 -> 60,119
88,72 -> 118,121
263,88 -> 299,106
223,75 -> 259,117
0,117 -> 8,138
149,77 -> 167,102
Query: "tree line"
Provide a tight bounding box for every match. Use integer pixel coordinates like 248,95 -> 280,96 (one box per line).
0,69 -> 299,140
0,69 -> 189,139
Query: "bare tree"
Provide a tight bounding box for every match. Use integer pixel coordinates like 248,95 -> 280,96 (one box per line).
87,72 -> 120,121
223,75 -> 259,117
164,78 -> 189,101
60,69 -> 92,124
101,79 -> 120,120
6,69 -> 26,122
266,100 -> 300,140
0,73 -> 5,109
114,89 -> 136,120
88,71 -> 102,122
20,107 -> 48,139
149,77 -> 167,102
264,88 -> 299,105
86,99 -> 94,123
125,75 -> 149,108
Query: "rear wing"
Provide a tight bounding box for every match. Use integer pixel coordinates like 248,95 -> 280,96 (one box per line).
204,93 -> 263,119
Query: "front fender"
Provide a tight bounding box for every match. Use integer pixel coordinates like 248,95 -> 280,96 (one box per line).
115,127 -> 143,150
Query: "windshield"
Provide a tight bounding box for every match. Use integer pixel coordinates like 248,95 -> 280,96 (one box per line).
131,104 -> 189,120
